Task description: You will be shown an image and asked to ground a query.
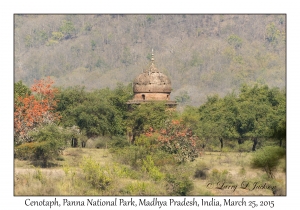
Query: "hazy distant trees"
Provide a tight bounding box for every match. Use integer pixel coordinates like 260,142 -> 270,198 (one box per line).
15,14 -> 285,107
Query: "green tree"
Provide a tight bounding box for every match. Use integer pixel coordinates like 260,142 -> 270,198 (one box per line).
236,84 -> 285,150
51,31 -> 64,41
59,20 -> 75,39
267,88 -> 286,147
227,34 -> 243,49
175,90 -> 191,105
91,40 -> 96,51
36,30 -> 48,45
197,94 -> 239,151
109,83 -> 133,118
55,86 -> 87,127
251,146 -> 285,178
181,105 -> 200,131
75,90 -> 124,137
127,102 -> 169,142
265,23 -> 281,44
122,46 -> 132,66
15,124 -> 73,167
24,34 -> 33,48
14,80 -> 31,103
196,84 -> 285,151
56,86 -> 128,138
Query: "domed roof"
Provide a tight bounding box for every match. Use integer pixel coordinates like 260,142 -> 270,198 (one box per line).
133,52 -> 172,93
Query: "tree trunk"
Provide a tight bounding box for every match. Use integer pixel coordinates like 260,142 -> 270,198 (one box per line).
219,137 -> 223,150
252,137 -> 258,151
279,138 -> 282,147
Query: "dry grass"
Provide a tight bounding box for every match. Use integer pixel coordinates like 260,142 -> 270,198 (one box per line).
190,151 -> 286,196
14,148 -> 286,196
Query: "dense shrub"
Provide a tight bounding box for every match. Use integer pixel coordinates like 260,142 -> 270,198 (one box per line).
142,156 -> 165,181
194,169 -> 207,179
15,124 -> 72,167
111,145 -> 148,168
121,182 -> 149,195
80,157 -> 112,190
208,169 -> 233,184
194,162 -> 209,179
251,146 -> 286,178
109,136 -> 130,148
165,173 -> 194,196
95,142 -> 106,149
14,142 -> 36,160
236,140 -> 254,152
150,150 -> 176,166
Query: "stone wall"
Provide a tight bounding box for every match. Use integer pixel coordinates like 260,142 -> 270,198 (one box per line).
133,92 -> 170,101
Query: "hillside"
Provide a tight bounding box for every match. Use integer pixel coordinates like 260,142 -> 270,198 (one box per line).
14,14 -> 286,106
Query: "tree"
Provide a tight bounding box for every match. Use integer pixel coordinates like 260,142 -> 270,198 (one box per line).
15,124 -> 73,167
59,20 -> 75,39
14,77 -> 60,144
55,84 -> 133,138
55,86 -> 87,127
227,34 -> 243,49
175,90 -> 191,105
265,23 -> 281,45
236,84 -> 285,150
157,119 -> 198,163
196,84 -> 286,151
127,102 -> 171,142
251,146 -> 285,178
268,88 -> 286,147
197,94 -> 239,151
14,81 -> 31,101
14,81 -> 32,110
109,83 -> 133,118
75,90 -> 123,137
181,105 -> 200,131
15,15 -> 285,106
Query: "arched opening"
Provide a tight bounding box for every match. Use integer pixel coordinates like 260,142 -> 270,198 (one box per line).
142,94 -> 145,101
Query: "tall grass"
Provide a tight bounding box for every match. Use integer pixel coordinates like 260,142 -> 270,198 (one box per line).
14,148 -> 286,196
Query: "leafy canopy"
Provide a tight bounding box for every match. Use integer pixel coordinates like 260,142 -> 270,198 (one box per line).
14,77 -> 60,143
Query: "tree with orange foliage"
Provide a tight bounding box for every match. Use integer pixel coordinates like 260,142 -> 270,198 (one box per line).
157,119 -> 198,163
14,77 -> 60,143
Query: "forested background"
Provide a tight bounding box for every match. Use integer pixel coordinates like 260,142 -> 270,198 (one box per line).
14,14 -> 286,106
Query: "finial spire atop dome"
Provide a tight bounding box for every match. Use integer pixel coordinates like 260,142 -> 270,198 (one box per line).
149,49 -> 158,73
151,49 -> 154,64
126,52 -> 177,108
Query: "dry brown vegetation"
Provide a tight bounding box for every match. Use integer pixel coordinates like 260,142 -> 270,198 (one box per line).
14,147 -> 286,196
14,14 -> 285,106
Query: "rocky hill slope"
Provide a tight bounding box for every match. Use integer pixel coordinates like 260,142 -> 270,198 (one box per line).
14,14 -> 286,106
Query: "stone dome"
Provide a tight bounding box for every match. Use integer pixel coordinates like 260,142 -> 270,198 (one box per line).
133,70 -> 172,93
127,51 -> 176,107
133,55 -> 172,93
